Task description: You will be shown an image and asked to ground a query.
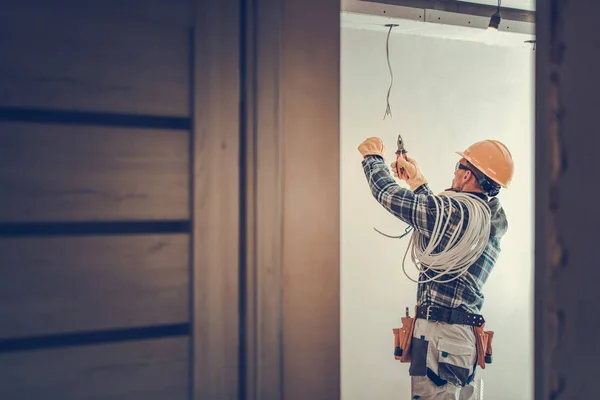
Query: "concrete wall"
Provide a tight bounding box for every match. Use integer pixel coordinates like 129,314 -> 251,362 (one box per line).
340,26 -> 534,399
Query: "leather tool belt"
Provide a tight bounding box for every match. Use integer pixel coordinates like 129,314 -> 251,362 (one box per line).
474,325 -> 494,369
392,313 -> 416,363
393,305 -> 494,369
415,305 -> 485,327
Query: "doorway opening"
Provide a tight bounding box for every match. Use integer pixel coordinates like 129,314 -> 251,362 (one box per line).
340,2 -> 535,399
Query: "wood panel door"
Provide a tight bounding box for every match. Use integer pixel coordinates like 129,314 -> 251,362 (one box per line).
0,1 -> 241,398
0,0 -> 342,398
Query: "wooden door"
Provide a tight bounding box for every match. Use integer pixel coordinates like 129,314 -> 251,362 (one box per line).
0,1 -> 241,398
0,0 -> 340,398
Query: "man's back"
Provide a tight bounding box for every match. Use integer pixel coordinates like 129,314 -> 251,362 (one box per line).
417,194 -> 508,314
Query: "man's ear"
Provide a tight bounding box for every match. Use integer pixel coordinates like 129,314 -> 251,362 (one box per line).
462,170 -> 471,183
466,171 -> 477,185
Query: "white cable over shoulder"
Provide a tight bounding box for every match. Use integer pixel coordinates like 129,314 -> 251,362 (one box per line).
402,192 -> 491,284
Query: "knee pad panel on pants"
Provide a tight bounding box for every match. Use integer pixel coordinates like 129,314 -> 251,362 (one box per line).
436,337 -> 476,387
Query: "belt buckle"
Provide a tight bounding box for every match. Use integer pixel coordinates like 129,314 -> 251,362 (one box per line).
426,306 -> 433,321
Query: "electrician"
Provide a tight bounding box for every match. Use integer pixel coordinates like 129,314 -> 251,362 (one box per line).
357,137 -> 514,399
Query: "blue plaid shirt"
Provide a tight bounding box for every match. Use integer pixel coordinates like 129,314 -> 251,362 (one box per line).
361,155 -> 508,314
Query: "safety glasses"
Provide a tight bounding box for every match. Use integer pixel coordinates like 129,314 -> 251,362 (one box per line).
456,161 -> 485,182
455,162 -> 471,173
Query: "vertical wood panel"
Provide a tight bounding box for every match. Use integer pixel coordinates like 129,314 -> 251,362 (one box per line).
192,0 -> 240,398
244,0 -> 341,399
0,337 -> 188,399
281,0 -> 341,399
244,0 -> 285,398
534,0 -> 551,399
542,1 -> 600,399
243,2 -> 258,398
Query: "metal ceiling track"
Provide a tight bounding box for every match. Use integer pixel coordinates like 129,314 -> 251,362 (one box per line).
342,0 -> 535,35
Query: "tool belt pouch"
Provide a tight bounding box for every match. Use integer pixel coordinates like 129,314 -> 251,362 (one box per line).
393,316 -> 416,363
474,325 -> 494,369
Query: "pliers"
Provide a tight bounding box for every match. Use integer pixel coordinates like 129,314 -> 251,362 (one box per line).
396,134 -> 408,158
372,133 -> 414,240
395,134 -> 409,177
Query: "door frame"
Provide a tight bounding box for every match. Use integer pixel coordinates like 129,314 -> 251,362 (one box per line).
196,0 -> 552,398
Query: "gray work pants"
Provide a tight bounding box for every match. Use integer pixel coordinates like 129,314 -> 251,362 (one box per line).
409,319 -> 483,399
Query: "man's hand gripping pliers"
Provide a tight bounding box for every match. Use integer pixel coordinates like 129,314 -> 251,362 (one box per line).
372,134 -> 414,240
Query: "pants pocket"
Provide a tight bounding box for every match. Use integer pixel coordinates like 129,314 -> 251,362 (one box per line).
409,337 -> 429,376
411,376 -> 447,398
437,337 -> 476,387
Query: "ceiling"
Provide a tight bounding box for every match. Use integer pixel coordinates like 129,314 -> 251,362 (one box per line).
341,5 -> 535,48
341,0 -> 535,47
457,0 -> 535,11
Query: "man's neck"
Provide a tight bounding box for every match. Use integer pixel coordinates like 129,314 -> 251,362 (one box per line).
445,185 -> 487,200
461,183 -> 484,194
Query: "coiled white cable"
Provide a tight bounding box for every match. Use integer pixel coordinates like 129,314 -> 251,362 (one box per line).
402,192 -> 491,284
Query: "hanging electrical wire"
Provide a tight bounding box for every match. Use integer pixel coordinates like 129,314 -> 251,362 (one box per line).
374,225 -> 413,239
383,24 -> 398,120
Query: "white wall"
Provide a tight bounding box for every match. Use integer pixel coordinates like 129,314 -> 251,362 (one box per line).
340,26 -> 534,400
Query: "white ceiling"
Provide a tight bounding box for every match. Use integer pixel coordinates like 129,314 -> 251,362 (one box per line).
457,0 -> 535,11
341,10 -> 535,48
341,0 -> 535,47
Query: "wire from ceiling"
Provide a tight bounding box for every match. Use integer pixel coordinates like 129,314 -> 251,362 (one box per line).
383,24 -> 398,120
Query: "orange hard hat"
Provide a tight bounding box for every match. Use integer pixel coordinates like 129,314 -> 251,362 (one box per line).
456,140 -> 514,188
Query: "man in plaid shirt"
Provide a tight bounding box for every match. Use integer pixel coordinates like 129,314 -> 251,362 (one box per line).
357,137 -> 514,399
